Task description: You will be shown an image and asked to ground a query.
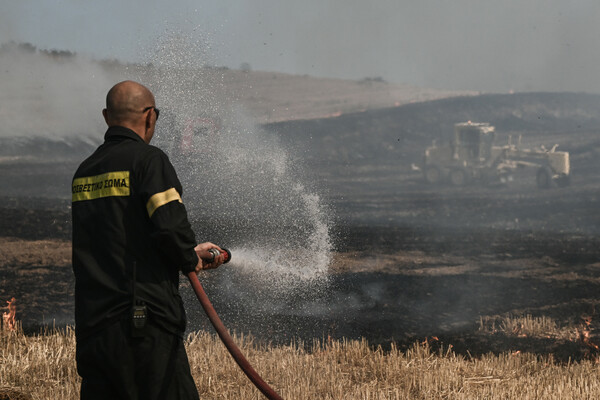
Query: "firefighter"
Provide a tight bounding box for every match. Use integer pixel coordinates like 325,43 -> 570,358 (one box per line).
72,80 -> 225,399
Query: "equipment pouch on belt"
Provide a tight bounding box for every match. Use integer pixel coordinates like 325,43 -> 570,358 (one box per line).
130,261 -> 148,337
131,302 -> 148,337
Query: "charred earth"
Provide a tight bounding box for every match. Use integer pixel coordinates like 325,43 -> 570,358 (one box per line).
2,91 -> 600,361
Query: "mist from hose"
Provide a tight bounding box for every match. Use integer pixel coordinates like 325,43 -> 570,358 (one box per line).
142,30 -> 333,288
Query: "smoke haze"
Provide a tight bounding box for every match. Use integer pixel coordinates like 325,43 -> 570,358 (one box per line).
0,46 -> 113,139
2,1 -> 600,92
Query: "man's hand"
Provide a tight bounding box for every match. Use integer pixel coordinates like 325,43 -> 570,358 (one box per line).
194,242 -> 225,273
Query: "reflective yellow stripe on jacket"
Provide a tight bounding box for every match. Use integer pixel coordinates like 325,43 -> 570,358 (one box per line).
146,188 -> 182,218
72,171 -> 130,202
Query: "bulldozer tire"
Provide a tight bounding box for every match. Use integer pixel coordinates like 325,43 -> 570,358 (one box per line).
449,168 -> 468,186
536,167 -> 554,189
424,166 -> 442,184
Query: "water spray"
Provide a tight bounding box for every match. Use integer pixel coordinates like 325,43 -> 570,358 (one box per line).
187,248 -> 283,400
144,33 -> 331,398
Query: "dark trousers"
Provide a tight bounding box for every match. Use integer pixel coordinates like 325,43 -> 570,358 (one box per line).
76,319 -> 200,400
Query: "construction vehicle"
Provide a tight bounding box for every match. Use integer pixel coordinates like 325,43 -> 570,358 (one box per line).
421,122 -> 570,188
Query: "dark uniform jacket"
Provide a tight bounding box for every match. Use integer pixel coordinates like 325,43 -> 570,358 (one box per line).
72,126 -> 199,340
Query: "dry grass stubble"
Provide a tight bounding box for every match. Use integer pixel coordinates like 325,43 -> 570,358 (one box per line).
2,319 -> 600,400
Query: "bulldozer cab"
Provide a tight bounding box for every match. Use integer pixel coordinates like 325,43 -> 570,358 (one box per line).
453,122 -> 495,162
422,121 -> 570,187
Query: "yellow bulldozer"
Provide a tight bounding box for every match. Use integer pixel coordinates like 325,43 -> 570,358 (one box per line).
421,122 -> 570,188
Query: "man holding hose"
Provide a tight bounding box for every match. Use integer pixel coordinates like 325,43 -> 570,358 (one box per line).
72,80 -> 225,399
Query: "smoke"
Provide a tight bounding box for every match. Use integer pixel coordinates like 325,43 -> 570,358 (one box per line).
0,44 -> 114,140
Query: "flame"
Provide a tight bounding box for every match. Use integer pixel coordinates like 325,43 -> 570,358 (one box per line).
420,336 -> 440,346
574,315 -> 600,362
2,297 -> 17,331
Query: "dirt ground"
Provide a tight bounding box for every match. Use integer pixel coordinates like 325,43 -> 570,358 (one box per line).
0,236 -> 72,327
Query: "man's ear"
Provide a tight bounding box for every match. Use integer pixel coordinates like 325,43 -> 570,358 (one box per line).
143,110 -> 154,143
145,110 -> 153,130
102,109 -> 109,124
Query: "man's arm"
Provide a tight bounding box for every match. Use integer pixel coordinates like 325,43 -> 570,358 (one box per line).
140,150 -> 224,272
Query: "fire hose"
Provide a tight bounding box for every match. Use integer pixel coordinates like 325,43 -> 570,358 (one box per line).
187,248 -> 284,400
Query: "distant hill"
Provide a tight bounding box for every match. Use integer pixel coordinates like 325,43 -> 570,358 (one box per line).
3,91 -> 600,171
207,69 -> 471,124
265,92 -> 600,166
0,42 -> 469,132
2,44 -> 600,172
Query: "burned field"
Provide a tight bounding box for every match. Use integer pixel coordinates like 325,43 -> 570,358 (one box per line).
2,92 -> 600,363
2,184 -> 600,362
190,181 -> 600,362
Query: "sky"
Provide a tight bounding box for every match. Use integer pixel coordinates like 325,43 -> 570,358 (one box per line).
2,0 -> 600,93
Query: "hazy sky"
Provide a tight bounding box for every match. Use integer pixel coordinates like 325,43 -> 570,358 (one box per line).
2,0 -> 600,92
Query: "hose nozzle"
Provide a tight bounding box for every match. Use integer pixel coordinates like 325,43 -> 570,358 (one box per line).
206,247 -> 231,264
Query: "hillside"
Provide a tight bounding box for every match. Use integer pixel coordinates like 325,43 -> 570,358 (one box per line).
265,92 -> 600,165
208,69 -> 471,123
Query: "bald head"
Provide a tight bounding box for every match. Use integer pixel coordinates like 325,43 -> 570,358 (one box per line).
102,81 -> 158,143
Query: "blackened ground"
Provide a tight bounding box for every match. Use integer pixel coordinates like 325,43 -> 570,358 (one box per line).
2,92 -> 600,361
2,165 -> 600,360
